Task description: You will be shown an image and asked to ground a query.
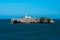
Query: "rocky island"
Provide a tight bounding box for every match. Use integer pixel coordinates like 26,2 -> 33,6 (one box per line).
10,15 -> 54,24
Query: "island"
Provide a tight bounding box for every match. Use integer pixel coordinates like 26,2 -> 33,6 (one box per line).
10,15 -> 55,24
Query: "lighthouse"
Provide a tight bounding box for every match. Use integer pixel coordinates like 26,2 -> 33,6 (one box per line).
24,14 -> 31,18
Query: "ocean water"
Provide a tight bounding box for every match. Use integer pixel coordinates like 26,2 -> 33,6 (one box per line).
0,19 -> 60,40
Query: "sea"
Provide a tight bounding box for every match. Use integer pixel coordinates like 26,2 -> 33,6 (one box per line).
0,19 -> 60,40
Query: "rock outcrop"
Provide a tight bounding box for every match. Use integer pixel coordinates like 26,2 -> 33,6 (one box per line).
39,17 -> 54,24
10,17 -> 54,24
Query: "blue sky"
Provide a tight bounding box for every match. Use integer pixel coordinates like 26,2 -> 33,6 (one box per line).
0,0 -> 60,19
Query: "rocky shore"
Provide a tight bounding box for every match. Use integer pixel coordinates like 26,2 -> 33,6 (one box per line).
10,17 -> 54,24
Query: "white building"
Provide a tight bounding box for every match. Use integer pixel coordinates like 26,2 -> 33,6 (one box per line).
24,14 -> 32,18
